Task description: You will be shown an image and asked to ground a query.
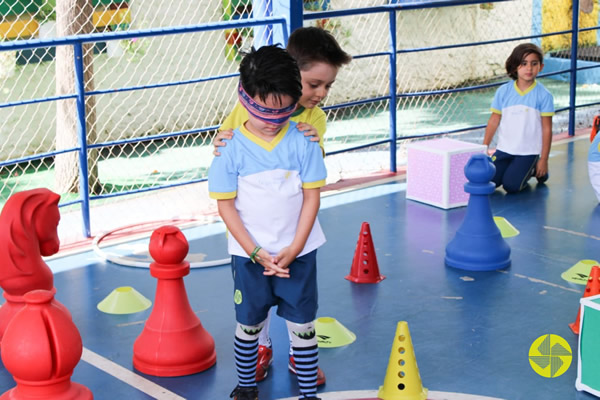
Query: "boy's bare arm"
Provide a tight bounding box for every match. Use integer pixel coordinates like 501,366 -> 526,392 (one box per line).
536,116 -> 553,177
217,199 -> 290,277
483,113 -> 501,151
274,188 -> 321,270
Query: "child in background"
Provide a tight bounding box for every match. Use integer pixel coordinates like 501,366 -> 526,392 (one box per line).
588,116 -> 600,202
208,45 -> 326,400
214,26 -> 351,385
482,43 -> 554,193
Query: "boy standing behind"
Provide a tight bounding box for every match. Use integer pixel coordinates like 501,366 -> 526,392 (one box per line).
215,27 -> 351,385
209,45 -> 326,400
483,43 -> 554,193
216,26 -> 352,155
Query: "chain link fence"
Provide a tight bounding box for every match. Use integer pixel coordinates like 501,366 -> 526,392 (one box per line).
1,0 -> 599,246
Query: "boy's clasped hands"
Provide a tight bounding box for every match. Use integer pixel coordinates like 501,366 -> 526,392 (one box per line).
255,245 -> 304,278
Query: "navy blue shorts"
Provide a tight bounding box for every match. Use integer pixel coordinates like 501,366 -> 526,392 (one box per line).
231,250 -> 318,325
491,150 -> 539,193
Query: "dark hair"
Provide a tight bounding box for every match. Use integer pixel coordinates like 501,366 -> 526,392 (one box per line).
239,45 -> 302,105
287,27 -> 352,71
505,43 -> 544,80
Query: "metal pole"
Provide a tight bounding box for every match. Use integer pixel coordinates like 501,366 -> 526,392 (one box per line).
388,10 -> 397,172
73,43 -> 91,237
289,0 -> 304,34
568,0 -> 580,136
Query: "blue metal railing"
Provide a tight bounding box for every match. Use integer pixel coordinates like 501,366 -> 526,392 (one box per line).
1,1 -> 599,238
306,2 -> 600,144
1,17 -> 288,237
568,0 -> 581,137
388,10 -> 398,172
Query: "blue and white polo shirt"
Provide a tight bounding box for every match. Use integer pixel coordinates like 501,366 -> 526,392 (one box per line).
208,121 -> 327,257
491,80 -> 554,155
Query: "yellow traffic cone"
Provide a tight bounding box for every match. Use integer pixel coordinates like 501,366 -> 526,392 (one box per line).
377,321 -> 428,400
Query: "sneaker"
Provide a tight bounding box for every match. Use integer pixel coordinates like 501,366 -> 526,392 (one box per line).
288,356 -> 326,386
301,397 -> 322,400
537,173 -> 549,184
230,385 -> 259,400
255,345 -> 273,382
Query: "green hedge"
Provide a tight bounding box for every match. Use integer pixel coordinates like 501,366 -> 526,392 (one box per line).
1,0 -> 129,17
0,0 -> 42,17
92,0 -> 129,7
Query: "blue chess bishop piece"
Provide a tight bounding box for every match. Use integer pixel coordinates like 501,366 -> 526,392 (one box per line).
445,153 -> 511,271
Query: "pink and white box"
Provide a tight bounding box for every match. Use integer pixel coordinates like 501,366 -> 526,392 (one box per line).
406,138 -> 487,209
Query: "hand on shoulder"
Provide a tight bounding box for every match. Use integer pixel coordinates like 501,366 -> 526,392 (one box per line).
296,122 -> 320,142
213,129 -> 235,156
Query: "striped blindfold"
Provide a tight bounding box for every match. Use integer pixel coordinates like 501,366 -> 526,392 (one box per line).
238,83 -> 297,125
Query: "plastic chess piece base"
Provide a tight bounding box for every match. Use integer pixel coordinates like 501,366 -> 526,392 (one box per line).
445,231 -> 511,271
0,381 -> 92,400
133,349 -> 216,377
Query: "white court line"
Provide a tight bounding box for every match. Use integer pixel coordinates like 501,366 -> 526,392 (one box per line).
321,183 -> 406,210
499,271 -> 581,294
551,133 -> 588,146
544,225 -> 600,241
513,273 -> 581,293
81,347 -> 185,400
277,390 -> 506,400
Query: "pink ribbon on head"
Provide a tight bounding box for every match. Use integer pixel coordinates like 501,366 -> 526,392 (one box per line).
238,83 -> 297,125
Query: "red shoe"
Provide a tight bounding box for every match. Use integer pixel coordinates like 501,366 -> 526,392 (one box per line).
287,356 -> 326,386
255,345 -> 273,382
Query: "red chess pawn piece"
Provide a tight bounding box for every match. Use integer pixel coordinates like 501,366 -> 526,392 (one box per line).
0,289 -> 92,400
0,189 -> 68,345
133,226 -> 217,376
569,266 -> 600,334
345,222 -> 385,284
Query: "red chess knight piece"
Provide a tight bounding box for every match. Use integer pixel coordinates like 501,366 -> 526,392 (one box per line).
133,226 -> 217,376
345,222 -> 385,284
0,289 -> 93,399
0,188 -> 68,345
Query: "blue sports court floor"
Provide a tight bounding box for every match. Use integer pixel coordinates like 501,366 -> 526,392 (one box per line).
1,134 -> 599,400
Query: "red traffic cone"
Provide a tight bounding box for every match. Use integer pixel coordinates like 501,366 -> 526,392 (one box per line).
569,265 -> 600,334
590,115 -> 600,142
345,222 -> 385,284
